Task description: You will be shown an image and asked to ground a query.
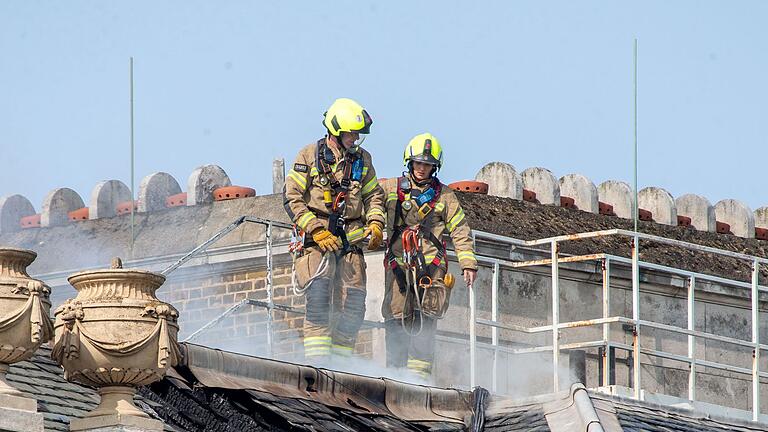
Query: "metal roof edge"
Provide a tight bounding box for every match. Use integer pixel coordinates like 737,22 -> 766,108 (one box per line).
178,342 -> 472,424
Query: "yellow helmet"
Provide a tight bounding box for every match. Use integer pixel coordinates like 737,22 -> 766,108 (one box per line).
323,98 -> 373,137
403,133 -> 443,170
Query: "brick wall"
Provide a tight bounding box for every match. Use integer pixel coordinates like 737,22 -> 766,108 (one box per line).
158,262 -> 373,362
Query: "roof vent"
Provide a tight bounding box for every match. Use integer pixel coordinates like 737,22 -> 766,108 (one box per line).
214,186 -> 256,201
448,181 -> 489,194
166,193 -> 188,208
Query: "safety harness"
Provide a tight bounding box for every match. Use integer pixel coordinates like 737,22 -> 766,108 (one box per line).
385,175 -> 446,294
298,138 -> 364,254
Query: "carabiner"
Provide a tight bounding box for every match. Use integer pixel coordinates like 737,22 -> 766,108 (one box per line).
332,192 -> 346,212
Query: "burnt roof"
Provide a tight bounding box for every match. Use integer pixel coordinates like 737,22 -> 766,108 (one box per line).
8,343 -> 768,431
147,342 -> 473,432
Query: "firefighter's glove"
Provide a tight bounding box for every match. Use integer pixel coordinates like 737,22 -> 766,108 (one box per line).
364,221 -> 384,251
312,228 -> 341,253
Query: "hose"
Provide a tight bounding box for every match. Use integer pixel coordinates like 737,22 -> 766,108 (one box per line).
401,269 -> 425,337
291,254 -> 330,297
470,386 -> 490,432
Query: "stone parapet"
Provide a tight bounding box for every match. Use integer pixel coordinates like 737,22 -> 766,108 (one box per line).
597,180 -> 633,219
714,199 -> 754,238
475,162 -> 522,199
638,187 -> 677,225
41,188 -> 84,227
559,173 -> 598,213
521,167 -> 560,205
137,172 -> 181,212
0,195 -> 35,235
187,164 -> 231,206
89,180 -> 132,220
675,194 -> 715,232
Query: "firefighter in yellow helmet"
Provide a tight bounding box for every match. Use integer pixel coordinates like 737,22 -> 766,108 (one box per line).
284,98 -> 385,363
380,133 -> 478,379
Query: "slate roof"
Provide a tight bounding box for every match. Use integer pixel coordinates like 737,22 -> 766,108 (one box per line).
6,344 -> 171,431
601,394 -> 768,432
483,402 -> 550,431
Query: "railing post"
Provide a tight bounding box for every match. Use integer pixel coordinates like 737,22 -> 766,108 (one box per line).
266,223 -> 274,357
470,231 -> 477,389
688,276 -> 696,402
602,258 -> 611,387
491,262 -> 499,392
632,235 -> 641,399
551,240 -> 560,393
752,259 -> 760,422
469,278 -> 477,389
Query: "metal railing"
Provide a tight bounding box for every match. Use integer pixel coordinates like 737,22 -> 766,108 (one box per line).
469,229 -> 767,422
165,217 -> 768,421
164,216 -> 293,357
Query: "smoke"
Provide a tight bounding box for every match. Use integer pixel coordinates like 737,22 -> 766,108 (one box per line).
192,316 -> 432,387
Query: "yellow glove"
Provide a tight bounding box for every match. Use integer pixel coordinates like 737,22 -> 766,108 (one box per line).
364,221 -> 384,250
312,228 -> 340,252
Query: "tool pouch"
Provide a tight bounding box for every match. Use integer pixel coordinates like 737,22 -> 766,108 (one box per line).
420,277 -> 453,319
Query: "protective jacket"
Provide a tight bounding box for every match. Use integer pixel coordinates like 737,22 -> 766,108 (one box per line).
383,176 -> 477,272
284,139 -> 385,242
381,174 -> 477,320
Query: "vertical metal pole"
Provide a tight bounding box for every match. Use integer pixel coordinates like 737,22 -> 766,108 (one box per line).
129,57 -> 135,258
265,223 -> 274,357
633,38 -> 638,235
469,279 -> 477,388
469,231 -> 477,388
688,276 -> 696,402
632,235 -> 641,399
491,262 -> 499,392
752,259 -> 760,421
630,38 -> 641,400
551,240 -> 560,393
602,258 -> 611,386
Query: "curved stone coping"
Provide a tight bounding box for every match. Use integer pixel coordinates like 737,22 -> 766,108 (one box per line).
714,199 -> 754,238
0,194 -> 36,234
89,180 -> 132,220
41,188 -> 85,227
638,187 -> 677,226
521,167 -> 559,205
475,162 -> 522,200
559,174 -> 598,213
188,165 -> 232,206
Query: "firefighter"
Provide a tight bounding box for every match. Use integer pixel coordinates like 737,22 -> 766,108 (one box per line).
284,98 -> 386,363
381,133 -> 477,379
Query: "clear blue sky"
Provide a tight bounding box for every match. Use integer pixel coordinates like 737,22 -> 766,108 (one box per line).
2,1 -> 767,211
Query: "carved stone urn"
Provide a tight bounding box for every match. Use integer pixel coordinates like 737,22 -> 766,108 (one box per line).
0,247 -> 53,399
52,260 -> 180,431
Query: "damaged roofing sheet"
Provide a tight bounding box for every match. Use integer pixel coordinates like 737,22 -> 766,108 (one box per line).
138,342 -> 474,431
